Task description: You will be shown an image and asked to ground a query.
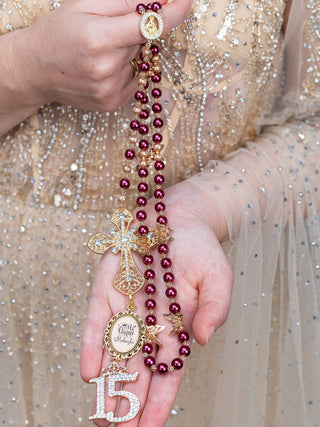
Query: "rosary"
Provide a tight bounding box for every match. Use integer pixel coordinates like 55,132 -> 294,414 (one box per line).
87,3 -> 191,423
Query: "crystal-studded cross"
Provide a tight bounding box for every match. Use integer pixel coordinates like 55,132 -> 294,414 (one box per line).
88,207 -> 171,295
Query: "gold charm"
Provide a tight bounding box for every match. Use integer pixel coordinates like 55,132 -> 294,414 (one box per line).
89,361 -> 140,423
164,313 -> 185,334
104,309 -> 146,360
140,11 -> 163,40
87,207 -> 171,295
145,324 -> 166,346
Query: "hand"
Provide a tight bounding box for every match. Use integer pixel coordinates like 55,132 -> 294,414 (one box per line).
80,181 -> 233,426
7,0 -> 192,113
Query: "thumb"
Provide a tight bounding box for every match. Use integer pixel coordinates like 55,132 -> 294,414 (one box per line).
192,255 -> 233,346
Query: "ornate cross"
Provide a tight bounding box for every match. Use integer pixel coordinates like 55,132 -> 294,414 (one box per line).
87,207 -> 171,295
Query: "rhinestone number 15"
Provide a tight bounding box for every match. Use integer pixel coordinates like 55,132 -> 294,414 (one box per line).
89,370 -> 140,423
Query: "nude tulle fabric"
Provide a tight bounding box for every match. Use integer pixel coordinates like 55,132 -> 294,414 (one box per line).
0,0 -> 319,425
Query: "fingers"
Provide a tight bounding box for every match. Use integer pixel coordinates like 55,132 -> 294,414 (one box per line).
78,0 -> 168,17
138,359 -> 186,426
115,354 -> 153,427
104,0 -> 193,47
192,249 -> 233,346
80,255 -> 126,382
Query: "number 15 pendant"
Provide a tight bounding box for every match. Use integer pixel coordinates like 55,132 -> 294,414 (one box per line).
89,309 -> 146,423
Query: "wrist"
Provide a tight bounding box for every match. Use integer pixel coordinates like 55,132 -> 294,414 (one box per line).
3,26 -> 47,109
164,180 -> 229,242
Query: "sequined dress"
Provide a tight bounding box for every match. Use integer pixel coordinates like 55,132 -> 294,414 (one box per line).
0,0 -> 320,425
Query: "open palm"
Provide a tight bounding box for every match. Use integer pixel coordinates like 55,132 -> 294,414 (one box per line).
80,184 -> 233,426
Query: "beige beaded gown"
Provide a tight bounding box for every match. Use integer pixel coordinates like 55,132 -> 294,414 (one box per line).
0,0 -> 320,425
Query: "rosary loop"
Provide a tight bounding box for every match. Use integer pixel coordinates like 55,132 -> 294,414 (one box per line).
87,3 -> 191,423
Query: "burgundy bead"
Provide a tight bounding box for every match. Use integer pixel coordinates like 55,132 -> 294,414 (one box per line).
136,210 -> 147,221
144,269 -> 155,280
158,243 -> 169,254
139,62 -> 150,72
157,215 -> 168,225
138,168 -> 149,178
141,95 -> 149,104
151,44 -> 160,55
178,331 -> 190,343
151,74 -> 161,84
139,225 -> 149,235
142,343 -> 154,354
161,257 -> 172,268
139,109 -> 149,120
151,1 -> 162,11
146,2 -> 152,10
135,91 -> 145,101
152,133 -> 163,143
145,283 -> 156,294
152,88 -> 162,98
154,188 -> 165,199
120,178 -> 130,189
145,298 -> 156,310
154,160 -> 165,170
136,3 -> 146,13
144,356 -> 155,367
153,118 -> 164,128
125,149 -> 135,160
130,120 -> 139,131
163,272 -> 174,282
165,287 -> 177,298
137,196 -> 147,206
143,254 -> 154,265
157,363 -> 168,374
154,174 -> 165,184
171,358 -> 183,370
139,124 -> 149,135
169,302 -> 181,314
179,345 -> 191,357
146,314 -> 157,325
138,182 -> 148,193
139,139 -> 149,150
152,103 -> 162,113
139,51 -> 145,61
155,202 -> 165,212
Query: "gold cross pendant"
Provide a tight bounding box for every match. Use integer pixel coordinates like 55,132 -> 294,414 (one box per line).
87,207 -> 171,295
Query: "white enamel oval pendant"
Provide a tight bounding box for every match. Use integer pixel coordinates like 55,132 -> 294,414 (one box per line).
104,310 -> 145,360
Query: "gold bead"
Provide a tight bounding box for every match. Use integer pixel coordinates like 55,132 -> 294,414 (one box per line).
123,165 -> 131,173
152,65 -> 160,73
118,194 -> 126,203
151,55 -> 160,63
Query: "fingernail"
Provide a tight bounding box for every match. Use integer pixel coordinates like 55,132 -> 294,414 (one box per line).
206,326 -> 215,344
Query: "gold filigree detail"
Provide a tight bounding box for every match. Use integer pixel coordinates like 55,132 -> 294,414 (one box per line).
145,324 -> 166,346
87,207 -> 171,295
164,313 -> 185,334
